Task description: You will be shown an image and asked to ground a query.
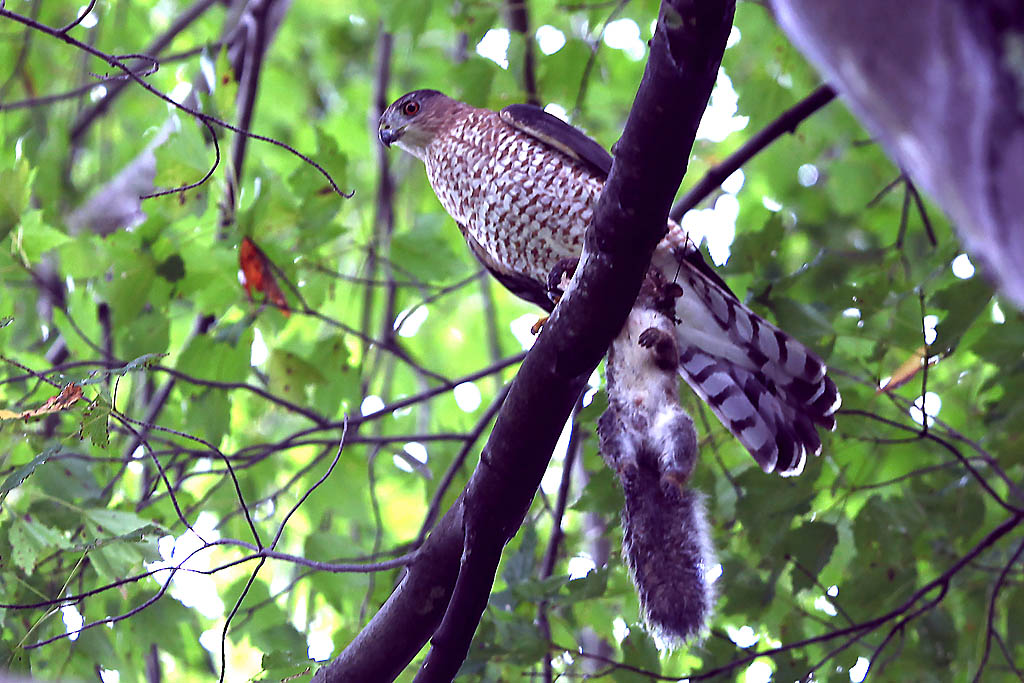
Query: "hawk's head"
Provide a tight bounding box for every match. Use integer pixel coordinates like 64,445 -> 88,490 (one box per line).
378,90 -> 460,160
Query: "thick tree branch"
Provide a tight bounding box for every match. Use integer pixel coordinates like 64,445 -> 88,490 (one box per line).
312,502 -> 465,682
316,1 -> 735,681
318,2 -> 735,680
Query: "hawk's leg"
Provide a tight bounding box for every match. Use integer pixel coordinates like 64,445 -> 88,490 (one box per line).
531,258 -> 581,335
545,257 -> 579,303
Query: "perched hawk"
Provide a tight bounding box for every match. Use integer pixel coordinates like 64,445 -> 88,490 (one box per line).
379,90 -> 840,475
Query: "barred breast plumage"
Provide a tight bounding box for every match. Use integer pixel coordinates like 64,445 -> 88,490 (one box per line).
424,108 -> 601,286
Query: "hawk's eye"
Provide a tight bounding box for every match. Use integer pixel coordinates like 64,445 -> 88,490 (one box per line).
402,101 -> 420,116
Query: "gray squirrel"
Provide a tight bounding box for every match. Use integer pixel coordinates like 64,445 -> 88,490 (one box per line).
546,260 -> 716,642
597,268 -> 716,643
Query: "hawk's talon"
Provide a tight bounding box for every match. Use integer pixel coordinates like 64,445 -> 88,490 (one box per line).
546,258 -> 579,305
654,281 -> 684,322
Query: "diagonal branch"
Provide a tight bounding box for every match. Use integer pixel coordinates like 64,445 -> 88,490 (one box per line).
315,1 -> 736,681
413,1 -> 736,676
669,84 -> 835,221
68,0 -> 222,142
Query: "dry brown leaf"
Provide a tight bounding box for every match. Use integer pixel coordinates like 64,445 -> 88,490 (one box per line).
239,237 -> 290,317
0,383 -> 84,420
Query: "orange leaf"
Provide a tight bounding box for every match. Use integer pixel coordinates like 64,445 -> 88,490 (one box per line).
0,383 -> 84,421
239,237 -> 290,316
878,346 -> 939,393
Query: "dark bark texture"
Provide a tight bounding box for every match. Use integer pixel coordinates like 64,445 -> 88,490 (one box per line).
317,1 -> 737,680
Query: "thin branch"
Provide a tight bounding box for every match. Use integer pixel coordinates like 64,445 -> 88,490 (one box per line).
537,401 -> 583,683
572,0 -> 629,118
0,59 -> 159,110
973,536 -> 1024,682
68,0 -> 222,142
669,84 -> 836,221
688,512 -> 1024,681
0,5 -> 351,197
414,382 -> 513,547
506,0 -> 539,105
841,409 -> 1023,515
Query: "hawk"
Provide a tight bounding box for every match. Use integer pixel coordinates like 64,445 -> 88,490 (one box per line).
379,89 -> 840,475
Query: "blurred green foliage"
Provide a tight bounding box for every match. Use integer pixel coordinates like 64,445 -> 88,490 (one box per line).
0,1 -> 1021,681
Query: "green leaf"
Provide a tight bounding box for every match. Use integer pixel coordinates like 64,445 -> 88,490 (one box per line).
378,0 -> 434,35
209,47 -> 240,121
571,466 -> 623,516
80,393 -> 112,448
289,128 -> 348,202
973,316 -> 1024,366
251,624 -> 307,656
930,277 -> 993,354
259,650 -> 314,682
918,607 -> 956,667
564,567 -> 609,602
186,389 -> 231,447
768,296 -> 837,342
119,310 -> 171,361
268,349 -> 325,405
721,563 -> 773,616
84,508 -> 155,536
390,213 -> 466,282
0,445 -> 61,503
9,517 -> 72,573
617,629 -> 661,682
32,455 -> 101,504
785,521 -> 838,593
502,524 -> 539,586
153,114 -> 213,190
11,210 -> 71,264
89,541 -> 147,583
487,608 -> 550,664
155,252 -> 186,282
0,160 -> 34,239
176,334 -> 252,391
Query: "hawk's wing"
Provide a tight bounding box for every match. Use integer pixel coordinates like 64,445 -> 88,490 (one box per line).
500,104 -> 613,178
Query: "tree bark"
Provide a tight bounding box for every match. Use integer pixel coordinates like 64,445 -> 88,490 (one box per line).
318,1 -> 737,680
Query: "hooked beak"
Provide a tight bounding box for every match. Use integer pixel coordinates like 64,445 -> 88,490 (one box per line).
379,125 -> 400,148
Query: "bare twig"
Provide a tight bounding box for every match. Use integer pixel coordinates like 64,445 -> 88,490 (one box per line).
669,84 -> 835,221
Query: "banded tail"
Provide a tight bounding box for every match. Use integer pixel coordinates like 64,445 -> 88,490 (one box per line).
654,230 -> 841,475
